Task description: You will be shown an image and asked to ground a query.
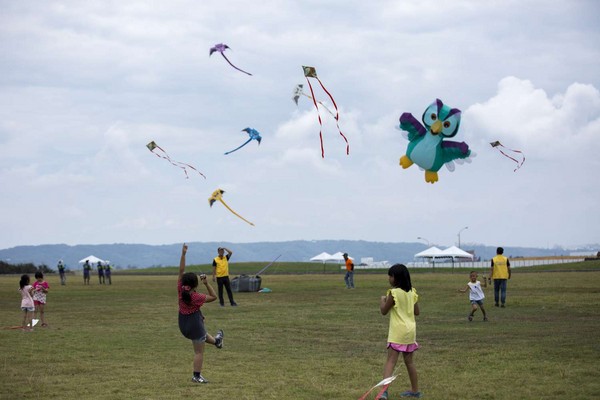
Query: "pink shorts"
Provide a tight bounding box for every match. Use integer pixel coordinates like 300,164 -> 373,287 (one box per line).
387,342 -> 420,353
34,300 -> 46,306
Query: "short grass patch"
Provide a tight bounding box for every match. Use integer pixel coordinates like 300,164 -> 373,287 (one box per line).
1,270 -> 599,399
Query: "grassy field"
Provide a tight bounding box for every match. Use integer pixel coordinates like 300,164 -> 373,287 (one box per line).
1,267 -> 599,399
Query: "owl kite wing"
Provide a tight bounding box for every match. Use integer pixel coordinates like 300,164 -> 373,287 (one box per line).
440,140 -> 472,167
399,113 -> 426,141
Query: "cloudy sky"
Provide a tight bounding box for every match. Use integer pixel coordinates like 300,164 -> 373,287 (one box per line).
1,0 -> 599,251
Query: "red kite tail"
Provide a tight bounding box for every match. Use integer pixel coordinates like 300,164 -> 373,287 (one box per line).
315,77 -> 349,155
305,77 -> 325,158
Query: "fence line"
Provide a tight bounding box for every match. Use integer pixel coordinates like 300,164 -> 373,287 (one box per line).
406,258 -> 586,269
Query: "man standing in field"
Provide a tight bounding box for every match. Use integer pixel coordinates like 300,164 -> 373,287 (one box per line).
343,253 -> 355,289
490,247 -> 511,307
212,247 -> 237,307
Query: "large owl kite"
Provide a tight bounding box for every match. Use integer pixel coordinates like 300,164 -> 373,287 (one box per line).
399,99 -> 472,183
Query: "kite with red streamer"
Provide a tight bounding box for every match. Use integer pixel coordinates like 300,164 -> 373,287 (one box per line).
490,141 -> 525,172
146,141 -> 206,179
302,66 -> 349,158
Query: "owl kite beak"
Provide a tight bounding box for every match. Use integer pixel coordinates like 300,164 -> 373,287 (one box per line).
430,120 -> 442,135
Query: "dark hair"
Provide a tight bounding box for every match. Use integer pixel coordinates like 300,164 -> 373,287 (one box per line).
19,274 -> 30,289
180,272 -> 199,305
35,271 -> 43,279
497,247 -> 504,254
388,264 -> 412,292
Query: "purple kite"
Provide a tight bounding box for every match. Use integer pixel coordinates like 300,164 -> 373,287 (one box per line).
209,43 -> 252,76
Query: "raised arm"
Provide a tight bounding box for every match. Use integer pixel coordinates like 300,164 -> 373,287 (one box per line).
178,243 -> 188,279
223,247 -> 233,257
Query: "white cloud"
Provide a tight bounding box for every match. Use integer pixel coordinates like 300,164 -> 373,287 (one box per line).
464,77 -> 600,159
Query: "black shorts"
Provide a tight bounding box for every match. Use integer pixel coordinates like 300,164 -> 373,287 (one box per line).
178,311 -> 206,342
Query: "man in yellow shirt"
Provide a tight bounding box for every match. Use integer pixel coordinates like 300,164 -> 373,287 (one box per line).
489,247 -> 511,308
212,247 -> 237,307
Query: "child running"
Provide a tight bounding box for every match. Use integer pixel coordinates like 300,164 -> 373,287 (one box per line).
379,264 -> 421,399
177,243 -> 224,384
458,271 -> 488,322
33,271 -> 50,327
19,274 -> 35,331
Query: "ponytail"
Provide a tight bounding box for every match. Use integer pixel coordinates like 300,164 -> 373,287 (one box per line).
19,274 -> 30,289
180,272 -> 198,305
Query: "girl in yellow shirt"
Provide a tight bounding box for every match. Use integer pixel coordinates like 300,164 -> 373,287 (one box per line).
379,264 -> 421,399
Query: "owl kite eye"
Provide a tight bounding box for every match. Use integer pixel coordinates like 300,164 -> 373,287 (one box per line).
443,121 -> 451,128
430,113 -> 437,121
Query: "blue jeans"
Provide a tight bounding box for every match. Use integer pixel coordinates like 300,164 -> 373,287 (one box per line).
493,279 -> 507,305
344,271 -> 354,288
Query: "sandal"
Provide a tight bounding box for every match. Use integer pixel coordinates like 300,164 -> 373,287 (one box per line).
41,323 -> 48,327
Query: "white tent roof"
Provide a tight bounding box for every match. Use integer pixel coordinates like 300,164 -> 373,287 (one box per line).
439,246 -> 474,259
310,252 -> 333,262
414,246 -> 444,258
79,255 -> 106,265
330,252 -> 354,261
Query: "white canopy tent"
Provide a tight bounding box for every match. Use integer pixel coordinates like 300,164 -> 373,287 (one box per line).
439,246 -> 473,271
414,246 -> 444,259
78,255 -> 106,265
310,252 -> 334,263
439,246 -> 474,259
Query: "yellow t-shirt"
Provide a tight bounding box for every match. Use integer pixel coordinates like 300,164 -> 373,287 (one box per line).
491,255 -> 509,279
387,287 -> 419,345
213,255 -> 230,278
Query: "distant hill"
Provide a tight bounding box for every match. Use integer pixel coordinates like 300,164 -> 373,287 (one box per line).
0,240 -> 593,270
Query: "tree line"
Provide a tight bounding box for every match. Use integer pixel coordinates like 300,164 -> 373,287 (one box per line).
0,261 -> 54,275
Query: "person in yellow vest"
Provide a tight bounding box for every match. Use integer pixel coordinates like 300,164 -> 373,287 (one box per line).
212,247 -> 237,307
489,247 -> 511,307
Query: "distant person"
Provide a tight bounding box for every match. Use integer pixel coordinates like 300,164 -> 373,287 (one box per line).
458,271 -> 488,322
212,247 -> 237,307
379,264 -> 421,399
57,260 -> 66,285
83,260 -> 91,285
343,253 -> 355,289
33,271 -> 50,327
104,262 -> 112,285
19,274 -> 35,331
490,247 -> 511,307
97,261 -> 105,284
178,243 -> 224,384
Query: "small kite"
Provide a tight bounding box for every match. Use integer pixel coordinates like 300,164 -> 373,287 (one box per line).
490,141 -> 525,171
224,127 -> 262,155
358,374 -> 399,400
399,99 -> 472,184
292,84 -> 335,117
146,141 -> 206,179
209,43 -> 252,76
208,188 -> 254,226
302,66 -> 349,158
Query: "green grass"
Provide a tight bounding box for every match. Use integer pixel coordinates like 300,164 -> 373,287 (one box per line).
1,268 -> 599,399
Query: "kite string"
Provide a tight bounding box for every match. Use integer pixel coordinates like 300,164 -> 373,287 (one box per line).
305,77 -> 325,158
315,77 -> 349,155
